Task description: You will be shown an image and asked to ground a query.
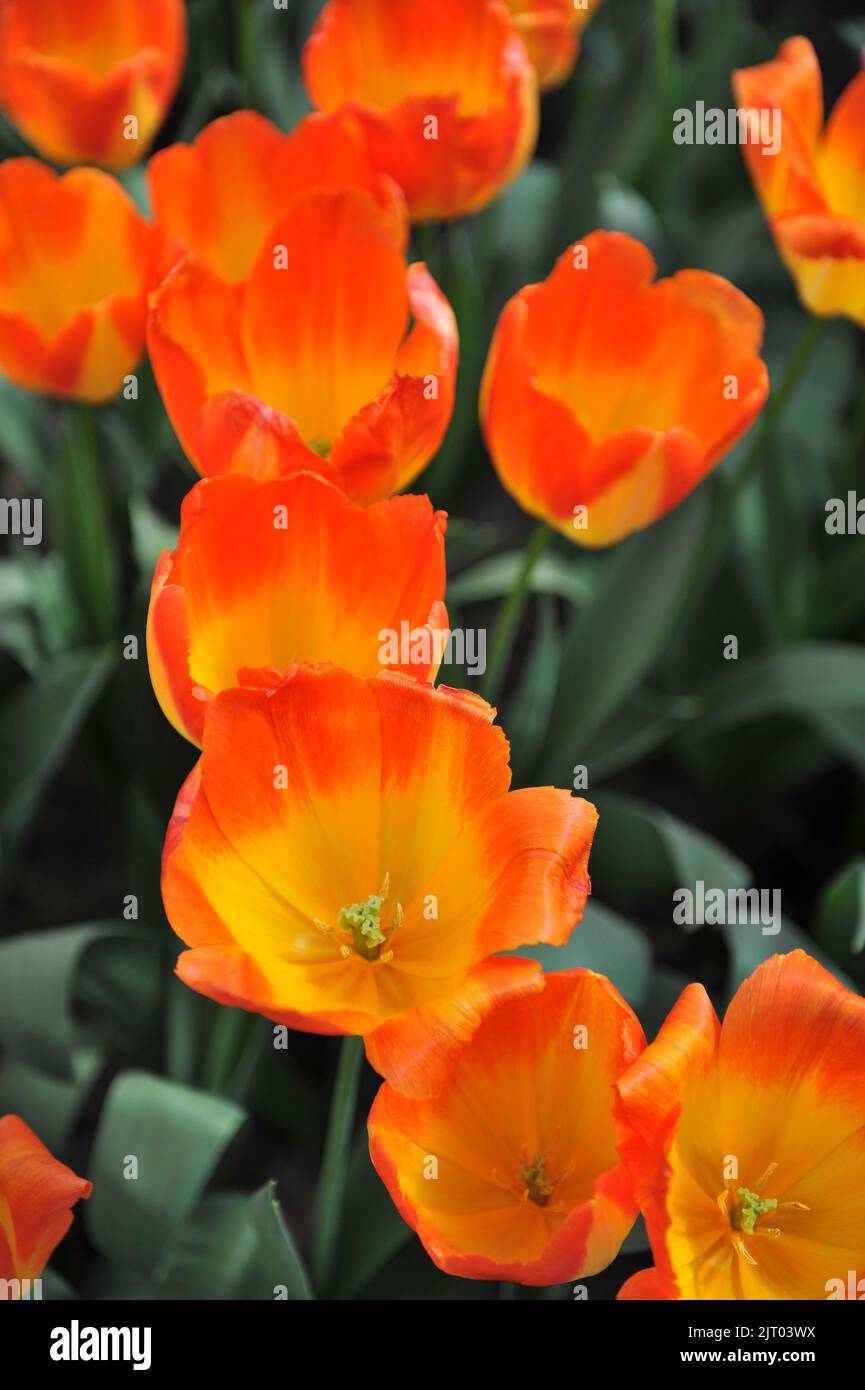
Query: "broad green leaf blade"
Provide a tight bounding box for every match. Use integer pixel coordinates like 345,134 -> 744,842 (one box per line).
589,791 -> 750,906
727,915 -> 856,999
160,1195 -> 258,1300
513,899 -> 652,1007
0,1049 -> 102,1153
246,1181 -> 313,1301
331,1136 -> 412,1299
0,924 -> 161,1078
696,644 -> 865,736
446,550 -> 589,608
543,488 -> 708,770
86,1071 -> 247,1275
814,859 -> 865,985
0,646 -> 113,873
509,597 -> 562,780
51,411 -> 123,642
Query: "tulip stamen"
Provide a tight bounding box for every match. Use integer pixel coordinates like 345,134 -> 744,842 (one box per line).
734,1237 -> 758,1266
755,1161 -> 778,1191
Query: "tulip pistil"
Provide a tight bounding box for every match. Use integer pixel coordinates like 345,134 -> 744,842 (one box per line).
731,1186 -> 778,1235
518,1153 -> 556,1207
718,1162 -> 811,1264
313,874 -> 403,963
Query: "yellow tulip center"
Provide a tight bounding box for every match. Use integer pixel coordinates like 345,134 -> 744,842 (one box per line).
313,875 -> 403,964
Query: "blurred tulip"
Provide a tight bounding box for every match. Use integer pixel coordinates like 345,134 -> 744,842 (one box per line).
733,37 -> 865,326
481,230 -> 769,547
0,159 -> 162,402
504,0 -> 603,91
162,665 -> 597,1097
302,0 -> 539,221
147,471 -> 449,746
0,0 -> 186,170
148,187 -> 457,501
0,1115 -> 91,1291
617,952 -> 865,1300
147,108 -> 407,285
370,969 -> 644,1282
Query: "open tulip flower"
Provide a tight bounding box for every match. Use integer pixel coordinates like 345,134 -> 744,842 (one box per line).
161,665 -> 598,1097
302,0 -> 539,221
148,186 -> 457,501
147,471 -> 448,746
733,38 -> 865,327
0,159 -> 162,402
0,0 -> 186,170
616,951 -> 865,1300
481,230 -> 770,547
0,1115 -> 91,1292
504,0 -> 603,92
147,108 -> 408,285
369,969 -> 645,1283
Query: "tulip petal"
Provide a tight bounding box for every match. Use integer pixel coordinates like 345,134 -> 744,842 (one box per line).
0,1114 -> 91,1283
369,970 -> 643,1279
241,189 -> 409,451
147,471 -> 449,743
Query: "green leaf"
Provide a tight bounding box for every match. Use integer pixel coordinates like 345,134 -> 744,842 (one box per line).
691,645 -> 865,774
159,1194 -> 258,1299
159,1183 -> 313,1301
447,550 -> 589,608
50,411 -> 122,642
513,900 -> 653,1007
86,1071 -> 247,1275
727,915 -> 856,999
246,1181 -> 313,1301
0,924 -> 128,1077
543,488 -> 708,769
331,1136 -> 412,1298
0,1050 -> 102,1153
589,791 -> 750,906
0,646 -> 113,868
508,597 -> 562,779
0,378 -> 49,486
814,859 -> 865,985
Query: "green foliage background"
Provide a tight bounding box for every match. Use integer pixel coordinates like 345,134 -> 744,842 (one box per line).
1,0 -> 864,1300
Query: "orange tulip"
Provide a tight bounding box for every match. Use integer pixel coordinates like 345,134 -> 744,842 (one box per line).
147,471 -> 449,746
369,969 -> 644,1282
0,1114 -> 91,1292
0,159 -> 162,402
0,0 -> 186,170
481,230 -> 769,547
148,187 -> 457,502
616,951 -> 865,1300
733,38 -> 865,326
302,0 -> 539,221
147,108 -> 408,285
162,665 -> 598,1097
504,0 -> 603,91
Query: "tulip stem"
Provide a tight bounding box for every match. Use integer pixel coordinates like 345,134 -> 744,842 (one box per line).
727,316 -> 827,501
652,0 -> 680,209
311,1036 -> 365,1295
232,0 -> 253,106
481,521 -> 553,704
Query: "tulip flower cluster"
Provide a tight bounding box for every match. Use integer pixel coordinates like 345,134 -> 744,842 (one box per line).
1,0 -> 863,1298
